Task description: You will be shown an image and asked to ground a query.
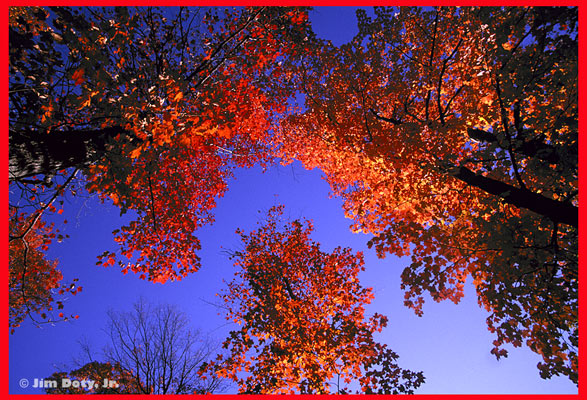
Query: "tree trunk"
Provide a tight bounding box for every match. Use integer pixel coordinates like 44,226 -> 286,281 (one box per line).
9,126 -> 130,182
449,164 -> 578,228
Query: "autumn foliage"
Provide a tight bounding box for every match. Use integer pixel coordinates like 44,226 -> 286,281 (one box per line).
9,6 -> 311,322
209,206 -> 424,394
9,207 -> 80,332
277,6 -> 578,383
8,5 -> 579,388
45,362 -> 140,394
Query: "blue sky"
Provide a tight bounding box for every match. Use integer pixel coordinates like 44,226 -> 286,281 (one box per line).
8,7 -> 578,395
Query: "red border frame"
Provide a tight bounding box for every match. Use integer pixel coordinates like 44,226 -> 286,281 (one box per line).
4,2 -> 582,398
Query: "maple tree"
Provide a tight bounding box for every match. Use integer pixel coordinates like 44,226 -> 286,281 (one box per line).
8,4 -> 579,390
277,7 -> 578,383
46,299 -> 225,394
9,198 -> 81,333
9,6 -> 310,327
208,205 -> 424,394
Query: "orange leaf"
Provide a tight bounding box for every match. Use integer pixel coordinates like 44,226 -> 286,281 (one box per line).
72,68 -> 85,86
77,97 -> 91,110
129,147 -> 142,159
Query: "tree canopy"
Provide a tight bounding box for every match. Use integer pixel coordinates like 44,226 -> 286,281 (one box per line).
8,5 -> 578,389
276,6 -> 578,383
9,5 -> 310,327
208,205 -> 424,394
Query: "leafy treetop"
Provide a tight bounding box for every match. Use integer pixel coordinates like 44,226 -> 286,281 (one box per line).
209,205 -> 424,394
276,6 -> 578,383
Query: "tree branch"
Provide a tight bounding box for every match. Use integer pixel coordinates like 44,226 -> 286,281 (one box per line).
369,108 -> 402,125
467,127 -> 561,164
445,164 -> 578,228
9,168 -> 79,242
